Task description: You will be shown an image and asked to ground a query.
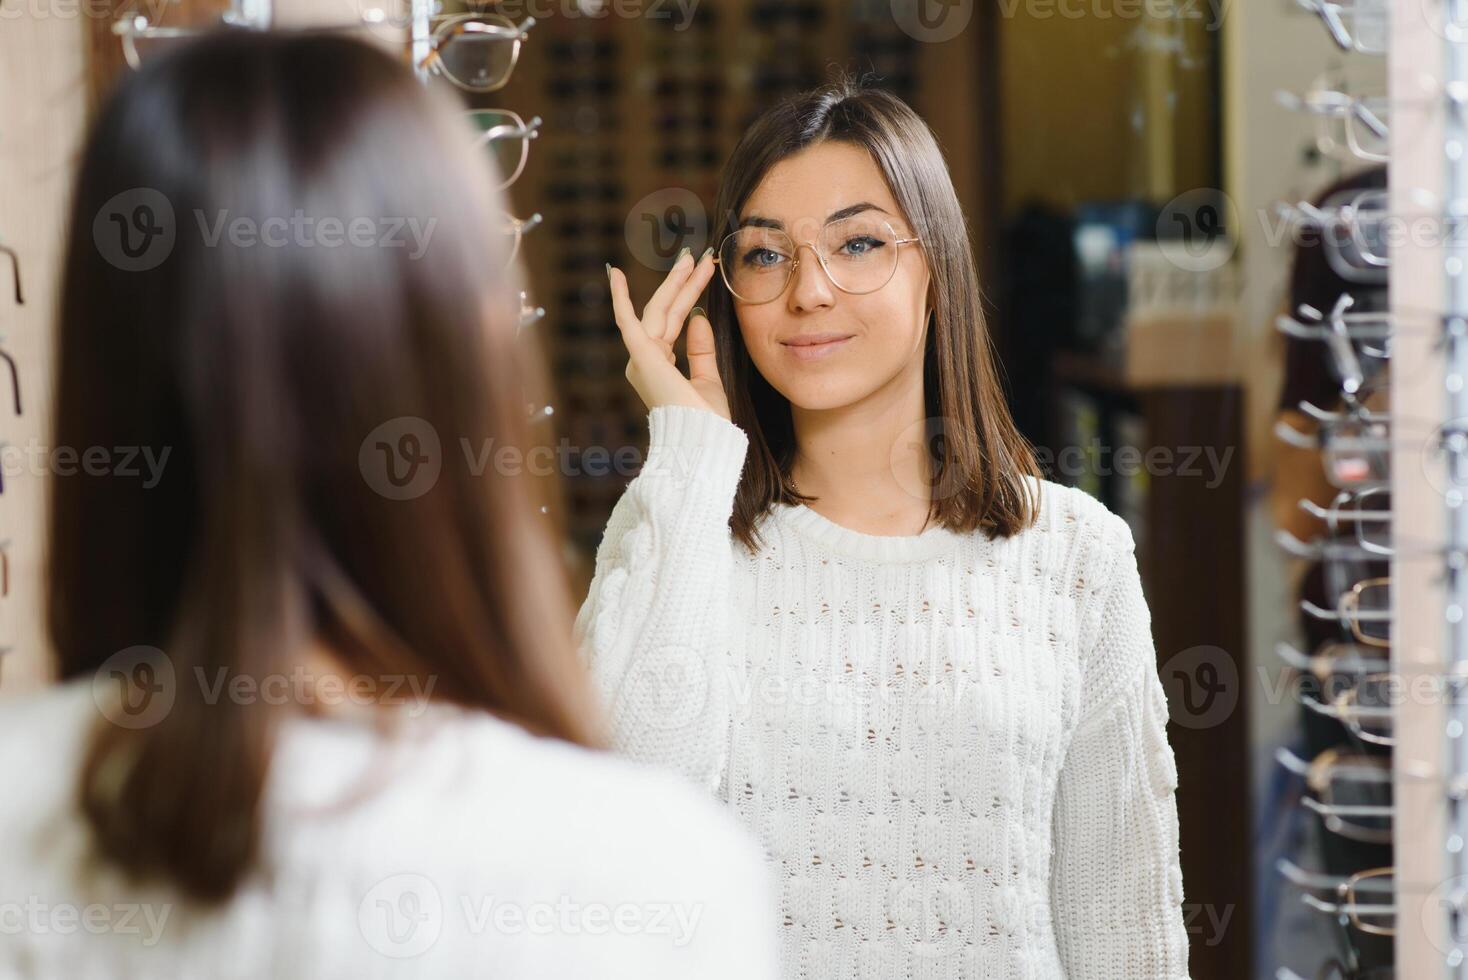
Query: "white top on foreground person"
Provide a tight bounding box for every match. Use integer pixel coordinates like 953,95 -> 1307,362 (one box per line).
0,678 -> 780,979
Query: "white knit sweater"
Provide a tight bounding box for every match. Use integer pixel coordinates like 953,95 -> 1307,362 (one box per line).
0,677 -> 781,979
573,405 -> 1192,979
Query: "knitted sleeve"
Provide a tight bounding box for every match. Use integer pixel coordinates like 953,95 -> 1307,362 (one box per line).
1049,515 -> 1192,979
572,404 -> 749,797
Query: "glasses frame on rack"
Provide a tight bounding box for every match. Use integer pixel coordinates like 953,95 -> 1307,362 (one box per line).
1277,746 -> 1394,845
1278,74 -> 1390,163
111,11 -> 271,70
466,109 -> 541,190
1279,860 -> 1400,939
1275,191 -> 1393,286
418,14 -> 535,94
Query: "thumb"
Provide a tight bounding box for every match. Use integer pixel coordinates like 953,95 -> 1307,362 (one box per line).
686,308 -> 721,386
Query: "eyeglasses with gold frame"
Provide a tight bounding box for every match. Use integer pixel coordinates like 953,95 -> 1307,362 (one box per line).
711,216 -> 922,305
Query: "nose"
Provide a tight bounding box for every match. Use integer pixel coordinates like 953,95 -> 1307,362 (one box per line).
786,241 -> 835,314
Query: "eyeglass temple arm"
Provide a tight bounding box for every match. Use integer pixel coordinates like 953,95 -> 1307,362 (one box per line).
1278,857 -> 1352,891
1349,100 -> 1389,141
1296,0 -> 1355,51
1298,498 -> 1393,523
1300,694 -> 1393,722
1275,529 -> 1327,560
1275,640 -> 1392,678
1300,893 -> 1395,918
1275,745 -> 1313,777
0,349 -> 18,416
0,246 -> 20,305
1275,641 -> 1316,672
1275,199 -> 1332,230
1302,797 -> 1394,819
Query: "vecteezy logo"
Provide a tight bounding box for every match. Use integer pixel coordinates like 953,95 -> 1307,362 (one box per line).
625,188 -> 709,272
1160,645 -> 1238,730
890,0 -> 971,43
1156,188 -> 1239,273
353,0 -> 415,42
1423,0 -> 1468,44
890,416 -> 966,503
358,874 -> 443,958
892,871 -> 974,956
359,417 -> 442,500
92,188 -> 176,273
92,645 -> 176,729
627,648 -> 713,734
1420,416 -> 1468,503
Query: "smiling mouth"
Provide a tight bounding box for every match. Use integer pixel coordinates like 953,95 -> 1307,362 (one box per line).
780,335 -> 854,360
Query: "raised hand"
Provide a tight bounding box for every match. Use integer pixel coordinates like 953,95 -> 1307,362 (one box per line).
607,247 -> 731,421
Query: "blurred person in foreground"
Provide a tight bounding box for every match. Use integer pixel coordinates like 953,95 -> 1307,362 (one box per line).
0,29 -> 778,980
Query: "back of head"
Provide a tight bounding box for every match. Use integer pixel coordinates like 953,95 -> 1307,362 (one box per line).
48,28 -> 599,903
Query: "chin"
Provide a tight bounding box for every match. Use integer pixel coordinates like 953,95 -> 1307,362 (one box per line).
771,375 -> 869,412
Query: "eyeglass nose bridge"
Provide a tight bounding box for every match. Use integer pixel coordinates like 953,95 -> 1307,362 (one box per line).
783,238 -> 842,292
719,237 -> 849,304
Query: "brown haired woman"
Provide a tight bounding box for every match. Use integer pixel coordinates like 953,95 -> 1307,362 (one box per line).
0,29 -> 779,979
584,78 -> 1192,978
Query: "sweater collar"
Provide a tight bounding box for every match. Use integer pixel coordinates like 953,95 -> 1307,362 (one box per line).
770,502 -> 967,562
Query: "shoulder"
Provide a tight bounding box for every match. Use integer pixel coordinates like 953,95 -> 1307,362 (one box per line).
0,682 -> 776,975
1014,477 -> 1141,660
279,708 -> 778,973
267,701 -> 772,898
0,679 -> 117,912
0,678 -> 97,820
1017,475 -> 1134,567
0,680 -> 97,833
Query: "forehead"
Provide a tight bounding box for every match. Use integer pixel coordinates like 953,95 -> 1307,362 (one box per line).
741,142 -> 901,225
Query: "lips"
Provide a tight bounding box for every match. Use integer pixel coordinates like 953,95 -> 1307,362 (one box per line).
781,332 -> 855,347
780,333 -> 854,362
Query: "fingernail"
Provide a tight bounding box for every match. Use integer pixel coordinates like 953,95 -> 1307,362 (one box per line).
700,246 -> 713,261
605,262 -> 612,276
691,306 -> 706,320
676,246 -> 691,265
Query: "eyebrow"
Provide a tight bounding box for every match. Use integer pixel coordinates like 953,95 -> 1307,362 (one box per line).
738,202 -> 889,230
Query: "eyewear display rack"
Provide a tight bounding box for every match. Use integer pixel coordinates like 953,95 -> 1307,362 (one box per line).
464,0 -> 990,570
1273,1 -> 1468,976
1398,1 -> 1468,976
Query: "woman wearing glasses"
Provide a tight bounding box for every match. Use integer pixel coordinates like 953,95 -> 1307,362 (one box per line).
587,78 -> 1191,978
0,30 -> 778,979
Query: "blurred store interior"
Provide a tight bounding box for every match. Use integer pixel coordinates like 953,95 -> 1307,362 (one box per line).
0,1 -> 1418,976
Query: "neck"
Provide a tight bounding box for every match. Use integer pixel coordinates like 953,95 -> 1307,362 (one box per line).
788,361 -> 933,536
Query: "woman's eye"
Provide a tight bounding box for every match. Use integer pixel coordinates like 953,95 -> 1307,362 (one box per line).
743,247 -> 786,268
839,235 -> 885,256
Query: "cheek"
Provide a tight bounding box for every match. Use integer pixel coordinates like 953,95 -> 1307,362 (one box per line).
735,306 -> 780,348
857,293 -> 926,357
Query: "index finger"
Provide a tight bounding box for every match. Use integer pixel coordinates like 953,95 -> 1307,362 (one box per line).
607,265 -> 654,355
663,250 -> 717,347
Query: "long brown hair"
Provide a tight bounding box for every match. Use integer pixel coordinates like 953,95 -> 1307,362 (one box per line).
711,76 -> 1041,552
48,29 -> 600,903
